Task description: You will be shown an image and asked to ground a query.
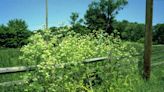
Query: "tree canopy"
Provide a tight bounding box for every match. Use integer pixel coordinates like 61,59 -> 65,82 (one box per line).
0,19 -> 32,48
153,24 -> 164,44
84,0 -> 128,34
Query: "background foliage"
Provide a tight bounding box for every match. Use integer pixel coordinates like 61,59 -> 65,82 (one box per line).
0,19 -> 32,48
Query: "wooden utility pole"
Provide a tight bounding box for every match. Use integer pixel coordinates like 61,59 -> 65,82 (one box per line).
45,0 -> 48,30
143,0 -> 153,80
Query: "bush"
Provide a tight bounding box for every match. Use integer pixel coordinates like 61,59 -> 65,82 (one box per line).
20,30 -> 140,92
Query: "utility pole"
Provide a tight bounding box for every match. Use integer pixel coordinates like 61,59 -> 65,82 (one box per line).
143,0 -> 153,80
45,0 -> 48,30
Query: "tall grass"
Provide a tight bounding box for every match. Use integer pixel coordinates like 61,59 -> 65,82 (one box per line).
0,48 -> 28,92
134,45 -> 164,92
0,48 -> 20,67
0,48 -> 25,82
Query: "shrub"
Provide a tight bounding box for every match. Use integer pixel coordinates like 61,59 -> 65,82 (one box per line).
20,30 -> 140,92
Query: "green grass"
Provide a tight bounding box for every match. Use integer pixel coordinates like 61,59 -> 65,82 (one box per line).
0,48 -> 25,82
0,48 -> 28,92
125,43 -> 164,91
134,45 -> 164,92
0,44 -> 164,92
152,45 -> 164,63
0,48 -> 29,67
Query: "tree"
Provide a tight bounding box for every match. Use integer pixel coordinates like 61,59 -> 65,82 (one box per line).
0,25 -> 8,46
84,0 -> 128,34
70,12 -> 80,27
123,22 -> 144,41
114,20 -> 145,41
69,12 -> 90,34
114,20 -> 129,39
0,24 -> 8,33
153,24 -> 164,44
7,19 -> 28,33
0,19 -> 32,48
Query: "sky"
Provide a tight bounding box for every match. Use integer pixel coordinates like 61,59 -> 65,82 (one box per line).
0,0 -> 164,30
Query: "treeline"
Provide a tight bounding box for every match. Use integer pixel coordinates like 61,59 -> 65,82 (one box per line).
65,0 -> 164,44
114,20 -> 145,42
0,19 -> 32,48
0,0 -> 164,48
49,20 -> 164,44
115,21 -> 164,44
153,24 -> 164,44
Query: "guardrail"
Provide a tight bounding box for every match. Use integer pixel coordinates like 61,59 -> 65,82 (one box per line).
0,57 -> 109,86
0,56 -> 163,87
0,57 -> 108,74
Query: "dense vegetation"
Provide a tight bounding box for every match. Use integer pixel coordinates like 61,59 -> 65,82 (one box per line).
18,30 -> 141,91
0,0 -> 163,91
0,41 -> 163,92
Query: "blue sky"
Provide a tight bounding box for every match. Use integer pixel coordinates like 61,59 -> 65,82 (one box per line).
0,0 -> 164,30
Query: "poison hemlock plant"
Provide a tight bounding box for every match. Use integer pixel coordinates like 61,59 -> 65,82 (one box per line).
20,29 -> 140,92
